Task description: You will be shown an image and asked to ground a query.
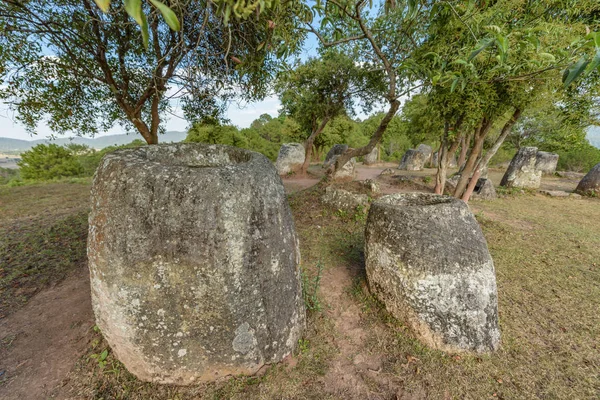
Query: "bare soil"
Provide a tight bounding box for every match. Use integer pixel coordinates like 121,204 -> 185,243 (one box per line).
0,267 -> 93,400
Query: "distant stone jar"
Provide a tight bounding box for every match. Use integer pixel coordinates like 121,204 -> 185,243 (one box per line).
365,193 -> 500,353
363,147 -> 379,165
500,147 -> 542,189
576,162 -> 600,196
323,144 -> 349,169
88,143 -> 305,385
535,151 -> 559,175
275,143 -> 305,175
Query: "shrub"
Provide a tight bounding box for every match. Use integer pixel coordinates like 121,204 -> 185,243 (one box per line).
18,144 -> 83,180
0,167 -> 20,185
557,143 -> 600,172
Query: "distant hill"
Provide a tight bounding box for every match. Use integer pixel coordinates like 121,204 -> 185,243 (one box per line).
0,131 -> 186,153
588,126 -> 600,149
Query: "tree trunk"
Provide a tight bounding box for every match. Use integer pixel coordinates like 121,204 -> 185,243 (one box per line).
434,116 -> 464,195
333,99 -> 400,173
301,117 -> 330,175
461,108 -> 522,202
434,122 -> 450,194
453,119 -> 492,198
457,132 -> 471,168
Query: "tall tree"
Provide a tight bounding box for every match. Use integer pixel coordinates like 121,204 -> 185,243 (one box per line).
275,51 -> 381,174
411,0 -> 600,200
0,0 -> 303,144
305,0 -> 429,173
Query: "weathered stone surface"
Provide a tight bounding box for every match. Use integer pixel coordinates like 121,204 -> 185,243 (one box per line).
500,147 -> 542,189
275,143 -> 305,175
398,149 -> 428,171
444,174 -> 461,195
331,157 -> 357,181
323,144 -> 349,169
417,144 -> 433,165
88,143 -> 305,385
575,162 -> 600,196
379,168 -> 395,176
535,151 -> 559,175
431,151 -> 457,168
363,147 -> 379,165
539,190 -> 567,198
365,193 -> 500,353
362,179 -> 380,194
322,186 -> 369,211
471,178 -> 497,200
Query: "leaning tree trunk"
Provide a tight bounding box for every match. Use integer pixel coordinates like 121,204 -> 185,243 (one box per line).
300,117 -> 330,175
434,116 -> 464,194
333,100 -> 401,174
462,109 -> 522,202
453,119 -> 493,198
457,131 -> 472,168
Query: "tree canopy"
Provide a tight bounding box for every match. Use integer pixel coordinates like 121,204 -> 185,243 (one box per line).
0,0 -> 304,144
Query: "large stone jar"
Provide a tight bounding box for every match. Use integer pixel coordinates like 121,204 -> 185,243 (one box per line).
88,143 -> 305,385
365,193 -> 500,353
500,147 -> 542,189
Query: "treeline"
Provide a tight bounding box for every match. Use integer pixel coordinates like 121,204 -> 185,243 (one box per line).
6,93 -> 600,185
185,112 -> 416,163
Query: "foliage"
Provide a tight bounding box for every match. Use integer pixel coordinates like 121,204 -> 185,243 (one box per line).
276,50 -> 383,139
556,142 -> 600,172
0,0 -> 304,144
12,140 -> 145,183
0,167 -> 19,185
301,260 -> 324,313
18,144 -> 84,181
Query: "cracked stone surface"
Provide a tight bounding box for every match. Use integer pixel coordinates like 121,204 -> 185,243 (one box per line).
500,147 -> 542,189
88,143 -> 305,385
276,143 -> 305,175
365,193 -> 500,353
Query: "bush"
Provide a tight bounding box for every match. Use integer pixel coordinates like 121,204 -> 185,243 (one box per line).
18,144 -> 83,180
12,140 -> 146,184
0,167 -> 20,185
557,143 -> 600,172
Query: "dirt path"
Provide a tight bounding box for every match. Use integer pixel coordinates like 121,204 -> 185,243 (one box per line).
319,264 -> 392,399
0,267 -> 94,400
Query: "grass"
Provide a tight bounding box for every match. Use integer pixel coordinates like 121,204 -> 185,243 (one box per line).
2,181 -> 599,399
0,181 -> 90,318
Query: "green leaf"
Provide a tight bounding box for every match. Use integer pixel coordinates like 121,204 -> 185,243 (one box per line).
563,57 -> 589,87
94,0 -> 111,13
585,31 -> 600,48
468,38 -> 494,61
257,42 -> 265,51
149,0 -> 181,31
450,77 -> 459,93
140,11 -> 149,49
124,0 -> 144,26
407,0 -> 417,19
586,48 -> 600,73
99,350 -> 108,361
538,53 -> 556,63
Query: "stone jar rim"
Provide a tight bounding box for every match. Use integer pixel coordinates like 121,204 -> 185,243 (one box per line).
105,143 -> 260,171
375,193 -> 459,208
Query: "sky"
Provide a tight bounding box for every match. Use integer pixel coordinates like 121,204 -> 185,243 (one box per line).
0,32 -> 322,142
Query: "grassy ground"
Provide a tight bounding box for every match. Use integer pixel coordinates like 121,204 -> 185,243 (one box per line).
1,179 -> 599,399
0,181 -> 90,318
